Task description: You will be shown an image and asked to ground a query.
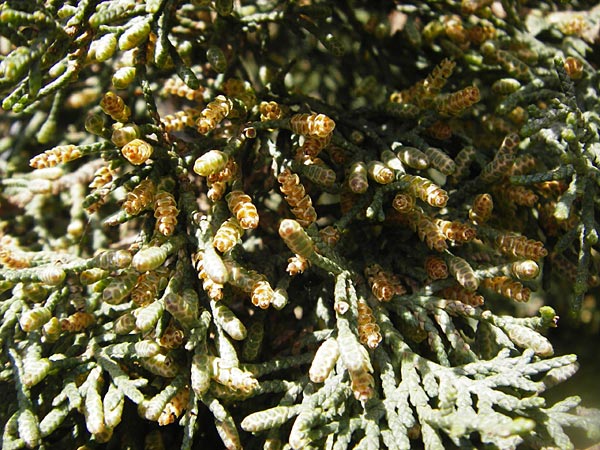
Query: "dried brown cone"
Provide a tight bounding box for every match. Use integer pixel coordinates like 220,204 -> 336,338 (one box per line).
439,285 -> 484,306
365,264 -> 406,302
277,169 -> 317,227
357,297 -> 382,349
425,255 -> 449,280
481,276 -> 531,302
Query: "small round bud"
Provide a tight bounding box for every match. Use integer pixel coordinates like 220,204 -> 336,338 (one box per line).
206,46 -> 227,73
111,123 -> 140,147
85,113 -> 106,135
121,139 -> 153,165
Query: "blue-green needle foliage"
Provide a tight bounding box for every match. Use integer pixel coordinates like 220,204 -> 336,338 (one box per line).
1,0 -> 600,449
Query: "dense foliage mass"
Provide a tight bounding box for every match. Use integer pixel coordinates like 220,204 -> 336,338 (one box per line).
1,0 -> 600,449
